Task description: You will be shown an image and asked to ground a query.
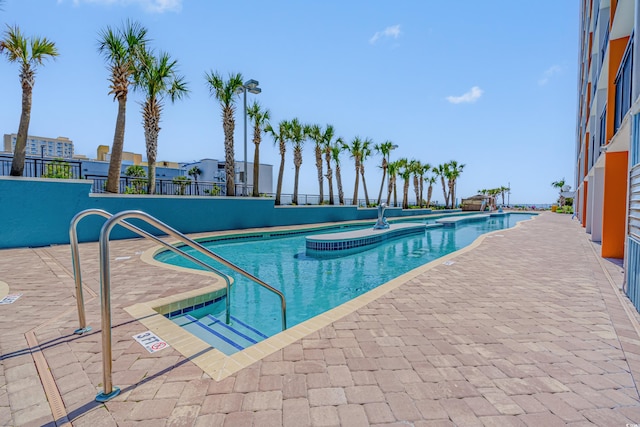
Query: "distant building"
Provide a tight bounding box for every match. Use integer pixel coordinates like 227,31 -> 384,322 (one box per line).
3,134 -> 74,158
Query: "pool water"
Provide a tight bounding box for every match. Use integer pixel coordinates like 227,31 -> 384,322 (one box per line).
155,213 -> 532,341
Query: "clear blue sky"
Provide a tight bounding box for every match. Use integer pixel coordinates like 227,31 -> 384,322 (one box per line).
1,0 -> 578,205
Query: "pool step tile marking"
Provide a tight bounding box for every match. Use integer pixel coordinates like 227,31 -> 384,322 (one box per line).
179,314 -> 268,355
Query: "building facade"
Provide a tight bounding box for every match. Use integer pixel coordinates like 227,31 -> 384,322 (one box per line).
575,0 -> 640,310
3,134 -> 74,159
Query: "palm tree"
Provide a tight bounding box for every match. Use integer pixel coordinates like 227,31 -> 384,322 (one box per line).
447,160 -> 465,208
322,125 -> 337,205
499,185 -> 510,206
188,166 -> 201,195
306,124 -> 325,203
289,118 -> 306,205
397,158 -> 412,209
374,141 -> 395,206
331,139 -> 345,205
410,160 -> 422,208
1,25 -> 58,176
418,162 -> 431,208
434,163 -> 450,208
98,20 -> 148,193
346,137 -> 365,205
265,119 -> 290,205
134,48 -> 188,194
246,101 -> 270,197
551,178 -> 566,206
205,71 -> 243,197
387,160 -> 401,207
359,138 -> 373,206
425,175 -> 437,207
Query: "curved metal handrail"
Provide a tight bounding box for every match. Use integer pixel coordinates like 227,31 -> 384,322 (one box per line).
69,209 -> 232,333
96,210 -> 287,402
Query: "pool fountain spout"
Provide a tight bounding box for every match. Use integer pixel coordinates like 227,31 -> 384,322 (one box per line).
373,203 -> 390,230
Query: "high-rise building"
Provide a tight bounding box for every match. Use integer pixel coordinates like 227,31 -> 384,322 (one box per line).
576,0 -> 640,310
3,134 -> 74,158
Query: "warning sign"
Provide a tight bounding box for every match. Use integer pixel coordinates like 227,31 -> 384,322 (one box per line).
0,294 -> 22,305
133,331 -> 170,353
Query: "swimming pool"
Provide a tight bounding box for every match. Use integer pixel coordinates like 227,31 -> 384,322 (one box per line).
154,213 -> 533,353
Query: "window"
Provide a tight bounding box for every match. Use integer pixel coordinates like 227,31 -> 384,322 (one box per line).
615,38 -> 633,131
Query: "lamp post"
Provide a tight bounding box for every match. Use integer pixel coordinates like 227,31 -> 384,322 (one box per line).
388,144 -> 398,206
240,79 -> 261,196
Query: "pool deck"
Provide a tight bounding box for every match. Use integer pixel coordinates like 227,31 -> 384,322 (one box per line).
2,212 -> 640,426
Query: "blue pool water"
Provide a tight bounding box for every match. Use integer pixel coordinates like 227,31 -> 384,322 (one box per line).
155,213 -> 533,349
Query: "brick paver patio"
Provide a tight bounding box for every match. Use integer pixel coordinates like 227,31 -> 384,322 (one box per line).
1,212 -> 640,426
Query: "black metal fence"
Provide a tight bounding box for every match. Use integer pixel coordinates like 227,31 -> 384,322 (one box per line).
0,155 -> 82,179
87,175 -> 228,196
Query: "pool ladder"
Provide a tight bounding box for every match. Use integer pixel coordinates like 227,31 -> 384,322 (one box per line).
69,209 -> 287,402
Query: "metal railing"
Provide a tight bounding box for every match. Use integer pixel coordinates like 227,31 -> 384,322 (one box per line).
68,209 -> 287,402
0,154 -> 82,178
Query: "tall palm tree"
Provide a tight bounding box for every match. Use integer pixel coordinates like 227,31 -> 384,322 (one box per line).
359,138 -> 373,207
447,160 -> 465,208
246,101 -> 270,197
397,158 -> 412,209
134,48 -> 188,194
188,166 -> 201,195
205,71 -> 243,196
306,124 -> 325,203
551,178 -> 566,206
346,136 -> 364,206
265,119 -> 290,205
374,141 -> 395,206
289,118 -> 306,205
410,160 -> 422,208
387,160 -> 401,207
322,125 -> 337,205
331,139 -> 345,205
98,20 -> 148,193
434,163 -> 450,208
1,25 -> 58,177
418,162 -> 431,208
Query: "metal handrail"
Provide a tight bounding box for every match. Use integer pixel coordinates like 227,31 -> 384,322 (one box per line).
95,210 -> 287,402
69,209 -> 233,334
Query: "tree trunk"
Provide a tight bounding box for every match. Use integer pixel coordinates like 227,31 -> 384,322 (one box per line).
144,102 -> 159,195
252,127 -> 260,197
427,185 -> 433,207
10,78 -> 33,177
275,139 -> 286,206
315,145 -> 323,203
386,174 -> 393,206
360,165 -> 370,207
335,164 -> 344,205
325,149 -> 334,205
106,96 -> 128,193
352,159 -> 360,205
223,107 -> 236,196
293,165 -> 300,205
440,176 -> 448,208
377,162 -> 387,206
403,179 -> 410,210
413,175 -> 419,208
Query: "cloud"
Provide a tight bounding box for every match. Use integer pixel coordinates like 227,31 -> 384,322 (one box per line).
66,0 -> 182,13
538,65 -> 562,86
370,25 -> 401,45
446,86 -> 483,104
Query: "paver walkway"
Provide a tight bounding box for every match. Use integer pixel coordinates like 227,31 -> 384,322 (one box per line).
1,212 -> 640,426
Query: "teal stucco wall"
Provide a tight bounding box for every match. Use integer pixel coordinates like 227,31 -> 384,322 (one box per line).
0,177 -> 452,249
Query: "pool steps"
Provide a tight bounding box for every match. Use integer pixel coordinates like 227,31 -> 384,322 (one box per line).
176,313 -> 268,355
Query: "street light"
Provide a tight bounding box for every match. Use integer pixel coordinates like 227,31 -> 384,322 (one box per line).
388,144 -> 398,206
240,79 -> 261,196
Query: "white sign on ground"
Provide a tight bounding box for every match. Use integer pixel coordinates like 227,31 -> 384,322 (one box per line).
0,294 -> 22,304
133,331 -> 170,353
443,261 -> 455,266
